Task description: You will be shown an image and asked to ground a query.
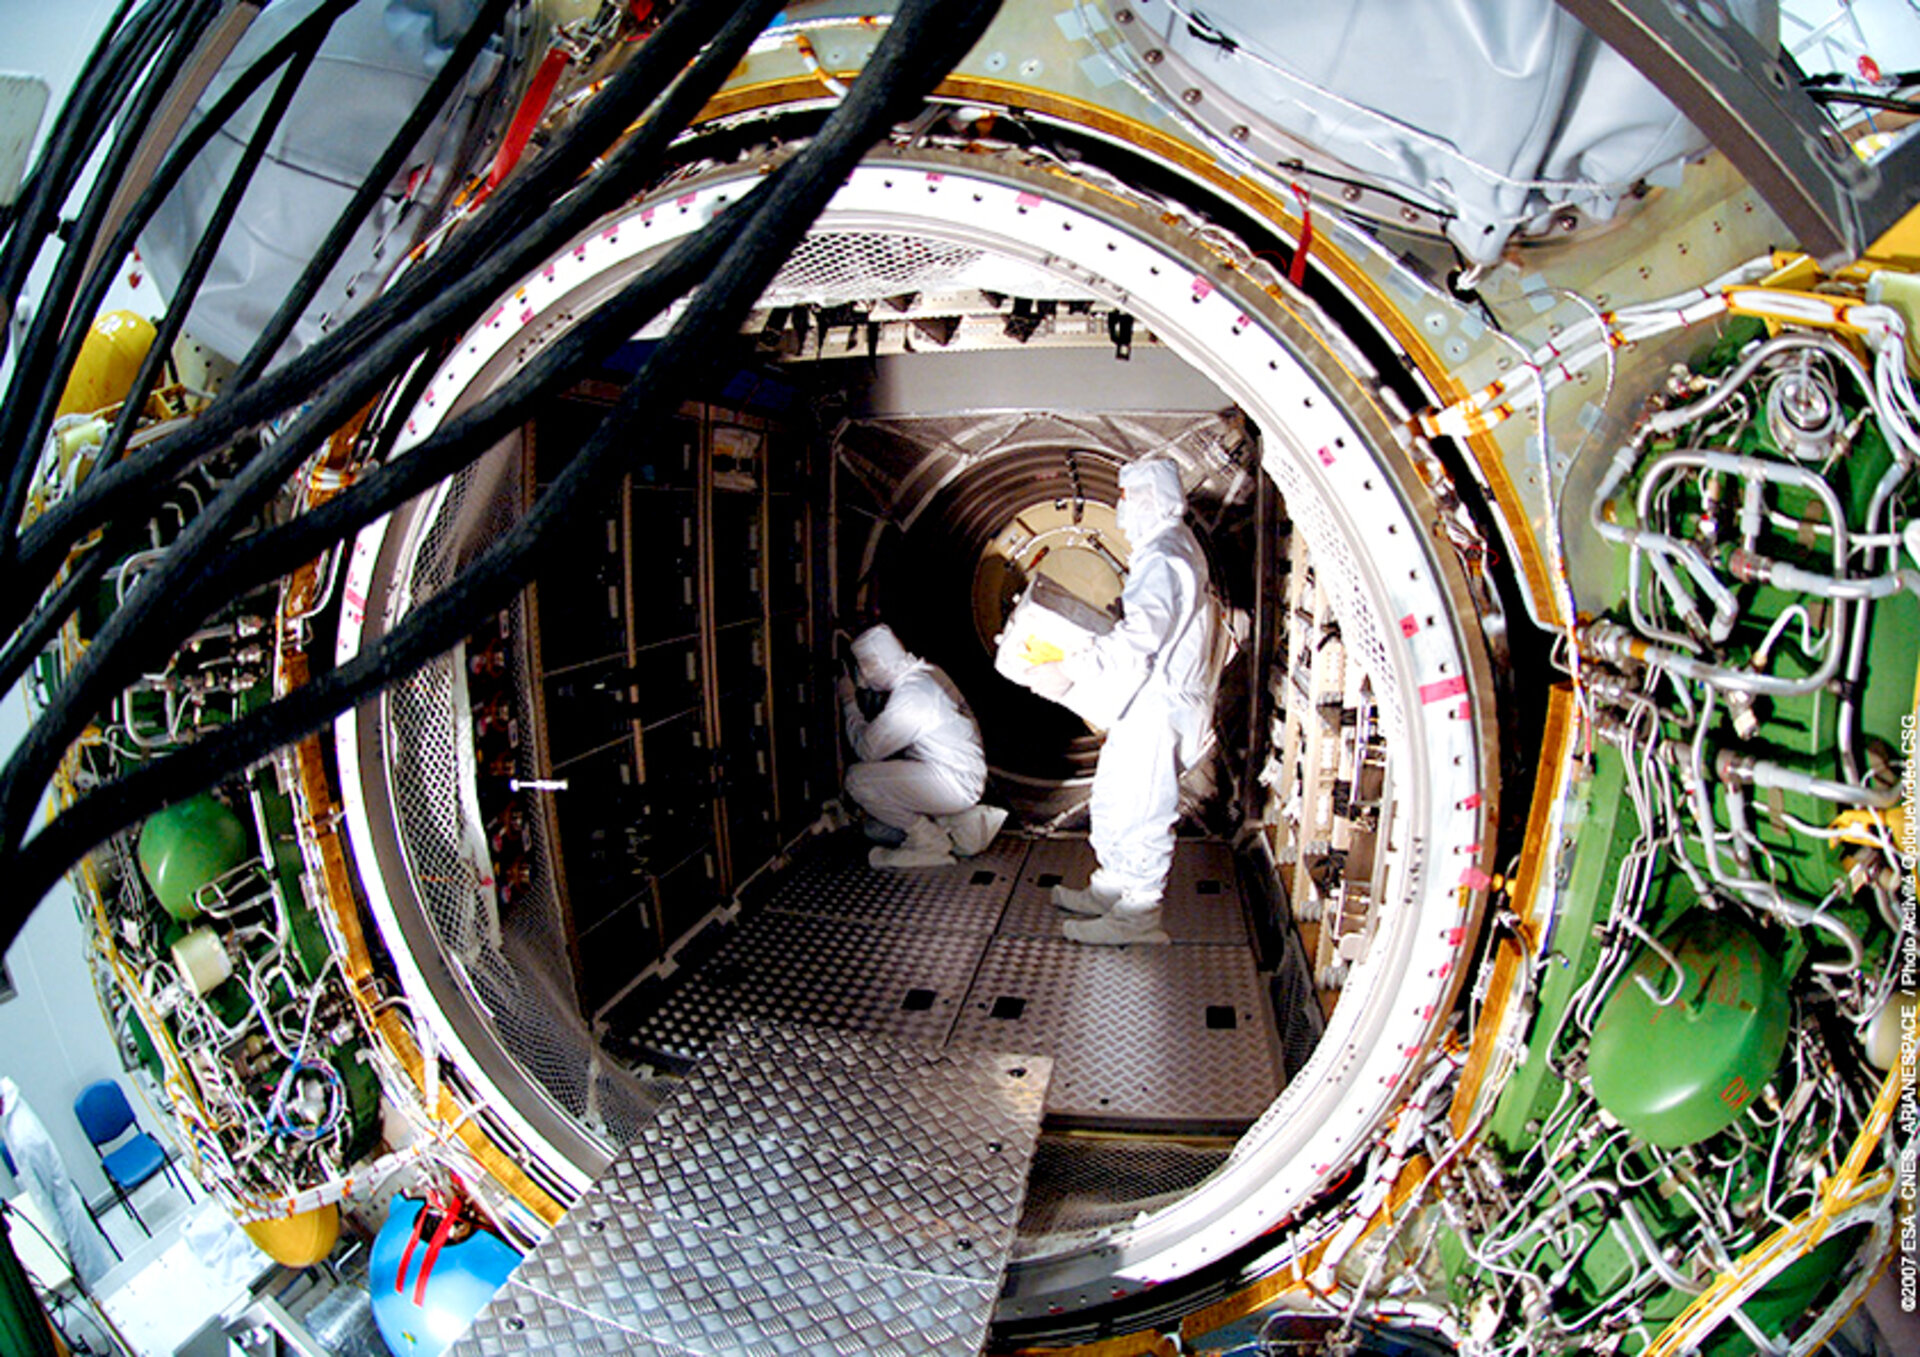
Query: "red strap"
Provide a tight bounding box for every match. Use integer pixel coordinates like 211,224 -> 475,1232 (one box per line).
413,1193 -> 466,1306
1288,183 -> 1313,287
395,1201 -> 430,1294
487,48 -> 572,191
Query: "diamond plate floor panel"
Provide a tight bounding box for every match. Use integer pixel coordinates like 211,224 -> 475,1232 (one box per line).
949,937 -> 1279,1127
653,1024 -> 1051,1185
455,1025 -> 1049,1357
999,837 -> 1248,944
764,832 -> 1028,935
623,909 -> 991,1065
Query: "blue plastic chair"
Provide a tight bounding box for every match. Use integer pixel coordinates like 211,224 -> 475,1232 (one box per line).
71,1080 -> 190,1236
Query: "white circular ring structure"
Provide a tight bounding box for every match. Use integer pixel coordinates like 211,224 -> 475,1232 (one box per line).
339,152 -> 1499,1317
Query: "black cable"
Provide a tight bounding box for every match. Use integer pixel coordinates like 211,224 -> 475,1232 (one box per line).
9,0 -> 784,715
0,0 -> 153,350
0,542 -> 115,700
14,183 -> 756,708
1804,69 -> 1920,89
7,0 -> 752,625
0,0 -> 363,687
0,0 -> 223,541
229,0 -> 517,389
2,0 -> 1004,938
362,345 -> 446,469
87,26 -> 334,519
1806,88 -> 1920,116
178,189 -> 760,613
7,0 -> 775,657
0,0 -> 790,854
0,0 -> 367,515
0,0 -> 179,386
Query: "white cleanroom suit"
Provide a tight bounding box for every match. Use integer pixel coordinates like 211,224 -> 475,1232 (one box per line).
0,1077 -> 118,1286
840,624 -> 1001,866
1029,459 -> 1213,943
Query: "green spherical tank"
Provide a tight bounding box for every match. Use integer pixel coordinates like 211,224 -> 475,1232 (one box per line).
136,794 -> 252,922
1589,914 -> 1789,1148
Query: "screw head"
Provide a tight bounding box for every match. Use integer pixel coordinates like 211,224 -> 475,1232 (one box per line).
1342,185 -> 1363,202
1181,87 -> 1203,104
1229,124 -> 1250,141
1400,206 -> 1420,222
1143,47 -> 1164,64
1114,7 -> 1134,21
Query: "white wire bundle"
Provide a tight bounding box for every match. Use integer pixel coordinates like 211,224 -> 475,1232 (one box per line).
1420,257 -> 1778,442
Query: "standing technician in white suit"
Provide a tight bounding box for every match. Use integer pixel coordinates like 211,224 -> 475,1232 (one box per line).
1027,458 -> 1214,944
0,1077 -> 117,1287
838,624 -> 1002,867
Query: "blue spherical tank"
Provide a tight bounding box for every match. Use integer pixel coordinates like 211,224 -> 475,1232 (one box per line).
369,1197 -> 521,1356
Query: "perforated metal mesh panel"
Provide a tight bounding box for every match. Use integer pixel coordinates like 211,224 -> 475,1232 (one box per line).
1263,447 -> 1405,748
1014,1135 -> 1232,1258
763,232 -> 982,302
757,232 -> 1094,311
1270,919 -> 1327,1082
383,453 -> 656,1148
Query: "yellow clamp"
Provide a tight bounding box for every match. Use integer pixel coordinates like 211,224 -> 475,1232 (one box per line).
1828,805 -> 1908,851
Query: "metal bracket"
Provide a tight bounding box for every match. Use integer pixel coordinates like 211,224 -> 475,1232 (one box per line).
1558,0 -> 1920,266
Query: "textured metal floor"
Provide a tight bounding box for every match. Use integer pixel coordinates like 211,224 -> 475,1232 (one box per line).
611,833 -> 1282,1130
453,1024 -> 1051,1357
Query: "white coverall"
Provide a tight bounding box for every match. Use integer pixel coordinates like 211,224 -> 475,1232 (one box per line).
1041,459 -> 1213,942
0,1077 -> 117,1286
841,626 -> 988,855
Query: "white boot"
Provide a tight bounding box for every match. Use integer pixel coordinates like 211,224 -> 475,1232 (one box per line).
1050,879 -> 1121,917
869,816 -> 956,869
936,805 -> 1009,857
1063,899 -> 1168,945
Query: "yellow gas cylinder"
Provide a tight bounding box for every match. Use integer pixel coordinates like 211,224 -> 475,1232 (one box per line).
55,310 -> 156,419
242,1204 -> 341,1267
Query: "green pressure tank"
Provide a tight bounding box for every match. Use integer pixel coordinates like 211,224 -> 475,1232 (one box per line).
136,794 -> 252,922
1589,915 -> 1789,1148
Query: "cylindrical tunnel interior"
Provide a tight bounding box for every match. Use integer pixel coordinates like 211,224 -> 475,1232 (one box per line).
335,147 -> 1500,1330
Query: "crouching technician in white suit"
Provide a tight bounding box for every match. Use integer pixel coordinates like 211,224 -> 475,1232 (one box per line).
838,624 -> 1004,867
1027,458 -> 1214,944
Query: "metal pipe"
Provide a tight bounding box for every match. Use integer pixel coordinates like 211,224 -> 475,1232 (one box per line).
1610,1195 -> 1702,1295
1731,551 -> 1920,601
1587,448 -> 1856,694
1837,456 -> 1913,781
1641,334 -> 1879,442
1618,913 -> 1687,1007
1584,616 -> 1843,699
1717,751 -> 1901,808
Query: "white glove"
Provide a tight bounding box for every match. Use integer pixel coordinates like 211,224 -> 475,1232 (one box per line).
1023,662 -> 1074,702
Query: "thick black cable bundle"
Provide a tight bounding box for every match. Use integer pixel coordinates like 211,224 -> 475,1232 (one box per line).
0,0 -> 1002,948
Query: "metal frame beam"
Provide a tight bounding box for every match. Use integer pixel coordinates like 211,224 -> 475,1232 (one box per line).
1559,0 -> 1920,265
